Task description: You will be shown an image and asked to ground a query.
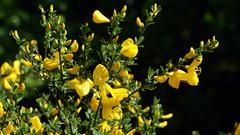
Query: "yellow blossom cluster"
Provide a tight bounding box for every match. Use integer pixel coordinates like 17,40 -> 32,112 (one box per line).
155,48 -> 203,89
0,60 -> 25,91
0,3 -> 219,134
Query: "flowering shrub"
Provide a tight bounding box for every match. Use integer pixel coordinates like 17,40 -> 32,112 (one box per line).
0,3 -> 220,134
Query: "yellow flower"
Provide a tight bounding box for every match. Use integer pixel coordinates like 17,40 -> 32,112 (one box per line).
0,62 -> 12,75
53,51 -> 60,61
2,78 -> 12,90
127,105 -> 136,114
168,69 -> 188,89
161,113 -> 173,119
64,53 -> 73,62
33,54 -> 42,61
113,9 -> 117,17
3,124 -> 14,135
157,121 -> 168,128
76,107 -> 82,114
22,60 -> 33,68
120,38 -> 138,58
113,79 -> 121,87
74,79 -> 93,97
136,17 -> 144,27
143,106 -> 150,113
92,10 -> 110,24
133,91 -> 140,98
93,64 -> 109,85
13,60 -> 21,75
184,47 -> 195,59
167,74 -> 179,88
50,108 -> 59,116
187,67 -> 199,86
154,75 -> 168,83
0,101 -> 5,117
5,72 -> 18,82
43,57 -> 60,71
67,66 -> 80,74
70,40 -> 79,53
99,83 -> 128,120
121,5 -> 127,12
111,105 -> 123,120
90,93 -> 100,112
189,55 -> 203,68
19,83 -> 25,91
67,78 -> 80,89
74,98 -> 81,106
98,121 -> 111,133
138,115 -> 144,127
119,70 -> 129,78
87,33 -> 95,42
111,61 -> 121,72
30,116 -> 43,133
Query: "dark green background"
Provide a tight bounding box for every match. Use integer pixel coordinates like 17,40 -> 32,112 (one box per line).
0,0 -> 239,134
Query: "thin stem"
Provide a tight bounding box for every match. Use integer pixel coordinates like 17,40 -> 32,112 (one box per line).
58,44 -> 64,84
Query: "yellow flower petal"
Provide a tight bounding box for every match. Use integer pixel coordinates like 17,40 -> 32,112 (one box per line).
154,75 -> 168,83
158,121 -> 168,128
50,108 -> 59,116
74,79 -> 93,97
19,83 -> 25,91
33,54 -> 42,61
0,62 -> 12,75
64,53 -> 73,62
187,68 -> 199,86
189,55 -> 203,68
138,116 -> 144,127
13,60 -> 21,75
2,78 -> 12,90
111,88 -> 129,101
92,10 -> 110,24
43,57 -> 60,71
111,106 -> 123,120
111,61 -> 121,72
119,70 -> 129,78
53,51 -> 60,61
93,64 -> 109,85
22,60 -> 33,68
70,40 -> 79,53
67,66 -> 80,74
168,72 -> 180,89
67,78 -> 80,89
161,113 -> 173,119
3,124 -> 14,134
0,102 -> 5,117
136,17 -> 144,27
30,116 -> 43,132
184,47 -> 195,59
5,73 -> 18,83
90,93 -> 100,112
174,69 -> 188,81
120,38 -> 138,58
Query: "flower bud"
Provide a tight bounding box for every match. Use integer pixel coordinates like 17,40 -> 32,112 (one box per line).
157,121 -> 168,128
136,17 -> 144,27
92,10 -> 110,24
154,75 -> 168,83
70,40 -> 79,53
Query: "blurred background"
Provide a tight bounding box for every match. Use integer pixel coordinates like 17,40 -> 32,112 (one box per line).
0,0 -> 239,134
